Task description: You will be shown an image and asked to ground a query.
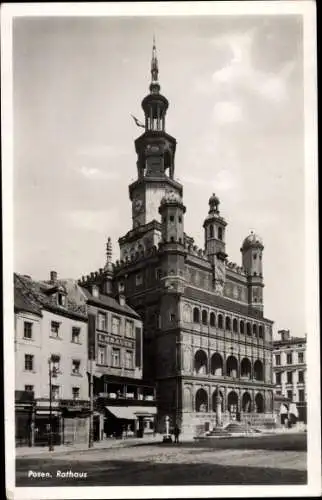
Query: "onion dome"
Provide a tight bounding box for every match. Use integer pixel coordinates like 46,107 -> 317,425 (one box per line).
241,231 -> 264,250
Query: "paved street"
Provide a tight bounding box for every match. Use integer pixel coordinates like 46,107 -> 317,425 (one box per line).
15,432 -> 307,486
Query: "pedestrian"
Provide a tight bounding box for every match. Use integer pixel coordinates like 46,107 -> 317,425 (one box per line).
173,424 -> 180,444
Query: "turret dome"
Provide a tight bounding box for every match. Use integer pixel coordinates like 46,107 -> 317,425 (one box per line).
242,231 -> 264,250
160,190 -> 182,205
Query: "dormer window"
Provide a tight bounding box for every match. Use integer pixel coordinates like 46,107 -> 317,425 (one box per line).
92,285 -> 99,298
57,293 -> 66,306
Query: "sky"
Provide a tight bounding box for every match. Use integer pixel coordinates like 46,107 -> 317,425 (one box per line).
13,14 -> 305,338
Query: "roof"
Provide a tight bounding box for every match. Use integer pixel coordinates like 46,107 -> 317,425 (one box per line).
14,273 -> 87,320
273,337 -> 307,347
82,287 -> 140,319
14,285 -> 42,316
184,286 -> 272,322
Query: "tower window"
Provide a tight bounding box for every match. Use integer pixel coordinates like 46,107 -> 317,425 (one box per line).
178,216 -> 182,223
218,227 -> 223,241
253,254 -> 257,260
209,225 -> 214,238
170,215 -> 174,222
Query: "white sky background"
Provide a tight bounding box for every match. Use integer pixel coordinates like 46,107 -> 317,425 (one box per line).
13,15 -> 304,338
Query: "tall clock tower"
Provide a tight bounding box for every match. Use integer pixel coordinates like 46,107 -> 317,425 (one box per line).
129,39 -> 183,230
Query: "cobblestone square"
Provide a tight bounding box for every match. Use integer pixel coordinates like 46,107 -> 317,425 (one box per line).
16,433 -> 307,486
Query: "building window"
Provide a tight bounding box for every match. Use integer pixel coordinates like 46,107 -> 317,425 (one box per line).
202,310 -> 208,325
275,372 -> 281,385
286,353 -> 293,364
218,314 -> 223,329
25,385 -> 34,392
72,387 -> 80,400
71,327 -> 81,343
258,325 -> 263,338
97,345 -> 106,365
24,354 -> 34,371
298,352 -> 304,363
210,312 -> 216,327
193,307 -> 200,323
178,216 -> 182,223
97,312 -> 107,331
156,268 -> 162,280
51,355 -> 61,374
23,321 -> 33,339
287,390 -> 293,401
72,359 -> 80,375
253,254 -> 257,260
275,354 -> 281,366
57,293 -> 66,306
287,371 -> 293,384
209,225 -> 214,238
232,318 -> 238,333
246,322 -> 251,336
276,390 -> 282,395
125,350 -> 133,369
112,348 -> 120,367
52,385 -> 60,400
135,273 -> 143,286
169,215 -> 174,222
112,316 -> 120,335
225,316 -> 231,331
170,313 -> 176,322
125,320 -> 133,338
299,389 -> 305,402
253,324 -> 257,336
218,227 -> 223,240
240,320 -> 245,334
298,370 -> 304,383
50,321 -> 60,337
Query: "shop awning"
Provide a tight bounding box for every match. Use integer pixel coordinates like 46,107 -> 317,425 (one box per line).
105,406 -> 136,420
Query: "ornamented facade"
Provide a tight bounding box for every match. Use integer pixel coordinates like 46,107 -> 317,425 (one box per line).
87,41 -> 275,436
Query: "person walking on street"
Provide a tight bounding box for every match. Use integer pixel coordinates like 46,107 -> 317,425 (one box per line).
174,424 -> 180,444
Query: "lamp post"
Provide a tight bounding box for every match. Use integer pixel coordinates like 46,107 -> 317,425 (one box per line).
88,346 -> 94,448
48,357 -> 56,452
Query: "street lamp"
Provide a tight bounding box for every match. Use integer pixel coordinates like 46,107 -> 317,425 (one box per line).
48,357 -> 57,452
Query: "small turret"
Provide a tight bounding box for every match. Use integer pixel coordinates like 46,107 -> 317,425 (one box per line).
203,193 -> 228,295
241,231 -> 264,312
159,191 -> 186,245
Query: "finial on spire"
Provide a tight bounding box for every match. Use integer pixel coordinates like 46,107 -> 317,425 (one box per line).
151,35 -> 159,83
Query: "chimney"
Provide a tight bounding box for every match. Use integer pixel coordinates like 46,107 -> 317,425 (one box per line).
50,271 -> 57,283
278,329 -> 290,341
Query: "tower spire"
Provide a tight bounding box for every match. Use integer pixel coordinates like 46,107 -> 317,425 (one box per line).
104,236 -> 113,272
151,35 -> 159,84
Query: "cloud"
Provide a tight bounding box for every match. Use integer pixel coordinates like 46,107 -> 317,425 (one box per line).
77,144 -> 126,159
182,168 -> 239,193
208,29 -> 296,107
78,165 -> 120,180
213,101 -> 243,124
67,208 -> 119,233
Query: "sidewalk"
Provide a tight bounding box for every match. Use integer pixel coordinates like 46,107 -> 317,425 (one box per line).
16,434 -> 162,458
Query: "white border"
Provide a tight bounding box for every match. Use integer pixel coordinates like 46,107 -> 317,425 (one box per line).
1,1 -> 320,499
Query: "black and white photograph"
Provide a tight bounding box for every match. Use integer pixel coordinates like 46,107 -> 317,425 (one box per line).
1,1 -> 320,498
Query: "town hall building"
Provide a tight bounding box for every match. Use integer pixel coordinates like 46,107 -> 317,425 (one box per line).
80,41 -> 275,437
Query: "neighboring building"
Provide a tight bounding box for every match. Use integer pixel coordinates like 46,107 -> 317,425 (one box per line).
78,238 -> 156,439
78,42 -> 275,437
272,329 -> 307,423
14,272 -> 89,447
